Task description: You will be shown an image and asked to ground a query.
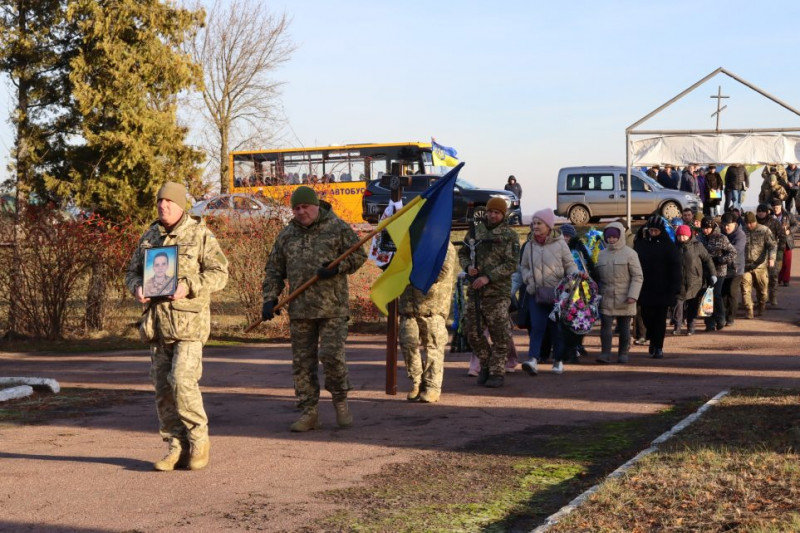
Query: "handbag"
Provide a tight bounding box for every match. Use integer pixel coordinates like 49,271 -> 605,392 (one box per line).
697,287 -> 714,317
513,284 -> 531,328
535,286 -> 556,304
709,189 -> 722,200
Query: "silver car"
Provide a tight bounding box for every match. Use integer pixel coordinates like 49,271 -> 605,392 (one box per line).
190,193 -> 292,224
555,166 -> 703,225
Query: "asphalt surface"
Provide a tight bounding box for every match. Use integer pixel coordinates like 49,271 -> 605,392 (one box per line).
2,265 -> 799,532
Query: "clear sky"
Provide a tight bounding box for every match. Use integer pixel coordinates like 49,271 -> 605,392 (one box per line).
3,0 -> 800,215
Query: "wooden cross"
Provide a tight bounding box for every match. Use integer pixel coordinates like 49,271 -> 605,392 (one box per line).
710,85 -> 729,133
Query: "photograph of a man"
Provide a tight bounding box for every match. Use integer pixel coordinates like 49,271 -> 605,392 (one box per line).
143,246 -> 178,298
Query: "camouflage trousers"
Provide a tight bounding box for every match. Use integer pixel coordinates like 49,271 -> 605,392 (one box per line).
150,339 -> 208,445
741,266 -> 769,309
768,258 -> 782,302
290,317 -> 351,411
399,314 -> 448,392
464,294 -> 511,376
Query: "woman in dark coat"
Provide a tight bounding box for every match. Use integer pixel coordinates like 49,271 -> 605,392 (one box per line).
634,215 -> 682,358
673,224 -> 715,335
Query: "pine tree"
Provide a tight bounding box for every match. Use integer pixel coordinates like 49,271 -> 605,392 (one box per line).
61,0 -> 205,225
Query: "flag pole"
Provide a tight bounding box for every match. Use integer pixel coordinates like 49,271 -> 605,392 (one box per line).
243,195 -> 424,333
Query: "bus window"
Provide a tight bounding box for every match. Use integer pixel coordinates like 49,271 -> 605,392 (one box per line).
229,142 -> 444,223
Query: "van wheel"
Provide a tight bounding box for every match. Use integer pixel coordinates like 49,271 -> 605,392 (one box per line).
568,205 -> 590,225
660,201 -> 680,220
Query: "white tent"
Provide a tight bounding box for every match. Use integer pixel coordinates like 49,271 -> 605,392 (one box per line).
624,67 -> 800,224
631,133 -> 800,167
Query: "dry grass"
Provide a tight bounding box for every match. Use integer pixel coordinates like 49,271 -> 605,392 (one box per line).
549,388 -> 800,533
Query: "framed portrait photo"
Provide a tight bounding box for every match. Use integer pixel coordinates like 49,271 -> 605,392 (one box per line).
143,245 -> 179,298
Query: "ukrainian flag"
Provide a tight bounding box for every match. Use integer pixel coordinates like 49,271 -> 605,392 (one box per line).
431,138 -> 459,167
370,163 -> 464,314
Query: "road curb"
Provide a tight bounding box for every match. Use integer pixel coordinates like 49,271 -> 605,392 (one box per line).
531,389 -> 730,532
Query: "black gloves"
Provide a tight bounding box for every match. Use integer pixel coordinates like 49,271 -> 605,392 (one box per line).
261,299 -> 280,321
317,262 -> 340,279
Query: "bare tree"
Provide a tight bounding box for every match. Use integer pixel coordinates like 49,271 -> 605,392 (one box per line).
188,0 -> 295,193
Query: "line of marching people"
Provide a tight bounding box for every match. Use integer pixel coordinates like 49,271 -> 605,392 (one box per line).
503,199 -> 796,372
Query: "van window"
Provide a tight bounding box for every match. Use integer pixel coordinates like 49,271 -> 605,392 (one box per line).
619,175 -> 651,192
566,173 -> 614,191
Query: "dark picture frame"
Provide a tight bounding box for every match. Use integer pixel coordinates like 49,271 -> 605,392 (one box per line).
143,245 -> 179,298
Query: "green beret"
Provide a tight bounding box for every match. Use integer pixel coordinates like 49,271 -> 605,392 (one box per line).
290,186 -> 319,208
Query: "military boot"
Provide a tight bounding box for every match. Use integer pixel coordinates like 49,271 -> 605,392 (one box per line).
333,399 -> 353,428
757,302 -> 766,316
290,407 -> 321,432
419,388 -> 441,403
407,382 -> 421,401
188,438 -> 210,471
745,306 -> 754,319
153,438 -> 189,471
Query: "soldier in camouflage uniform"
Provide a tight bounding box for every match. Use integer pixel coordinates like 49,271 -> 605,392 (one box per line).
125,182 -> 229,472
755,203 -> 785,305
458,198 -> 520,388
399,242 -> 457,403
261,186 -> 366,432
741,211 -> 777,318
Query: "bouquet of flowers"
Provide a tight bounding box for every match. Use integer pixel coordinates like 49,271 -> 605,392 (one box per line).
550,272 -> 601,335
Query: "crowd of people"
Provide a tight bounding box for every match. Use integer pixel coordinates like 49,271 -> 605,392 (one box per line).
128,167 -> 797,471
646,162 -> 800,216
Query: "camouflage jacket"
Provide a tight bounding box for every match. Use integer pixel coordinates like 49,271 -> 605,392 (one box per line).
458,220 -> 520,299
398,242 -> 457,318
743,223 -> 777,271
757,215 -> 786,255
125,214 -> 229,344
262,203 -> 366,319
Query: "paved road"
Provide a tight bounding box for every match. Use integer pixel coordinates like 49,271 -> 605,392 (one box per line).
2,270 -> 799,532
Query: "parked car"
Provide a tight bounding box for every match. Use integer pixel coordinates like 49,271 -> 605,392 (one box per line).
361,175 -> 522,224
555,166 -> 703,225
190,193 -> 292,224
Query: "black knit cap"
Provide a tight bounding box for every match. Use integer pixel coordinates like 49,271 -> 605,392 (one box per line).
647,214 -> 665,231
701,216 -> 715,229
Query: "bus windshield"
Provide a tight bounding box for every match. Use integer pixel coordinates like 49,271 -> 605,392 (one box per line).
229,142 -> 444,223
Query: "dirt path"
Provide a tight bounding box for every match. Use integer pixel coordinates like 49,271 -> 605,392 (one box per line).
2,266 -> 799,532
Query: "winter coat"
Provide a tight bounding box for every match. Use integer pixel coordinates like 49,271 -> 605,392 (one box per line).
723,223 -> 746,277
458,219 -> 520,299
774,211 -> 798,249
676,236 -> 715,299
504,181 -> 522,199
519,229 -> 577,294
757,215 -> 785,259
399,242 -> 457,318
567,236 -> 596,278
634,230 -> 682,307
743,223 -> 777,272
263,202 -> 367,319
680,170 -> 698,194
698,227 -> 737,278
595,222 -> 643,316
125,213 -> 229,344
724,165 -> 749,191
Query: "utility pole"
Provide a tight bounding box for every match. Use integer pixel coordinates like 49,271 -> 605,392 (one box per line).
379,164 -> 411,395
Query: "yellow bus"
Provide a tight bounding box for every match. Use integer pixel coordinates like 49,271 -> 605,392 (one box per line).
229,142 -> 440,223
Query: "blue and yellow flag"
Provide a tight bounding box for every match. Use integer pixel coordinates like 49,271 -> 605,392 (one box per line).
370,163 -> 464,314
431,138 -> 459,167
